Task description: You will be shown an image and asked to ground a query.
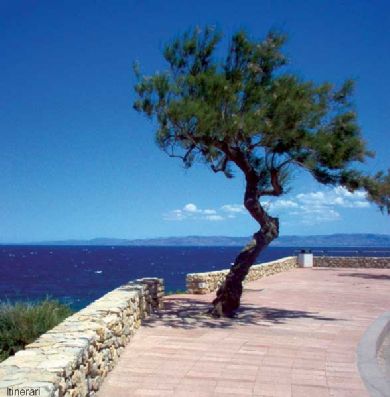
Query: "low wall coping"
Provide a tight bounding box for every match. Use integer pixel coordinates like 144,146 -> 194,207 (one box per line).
357,311 -> 390,397
187,256 -> 297,278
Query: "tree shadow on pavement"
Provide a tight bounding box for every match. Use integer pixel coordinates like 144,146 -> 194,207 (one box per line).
338,272 -> 390,280
142,296 -> 340,330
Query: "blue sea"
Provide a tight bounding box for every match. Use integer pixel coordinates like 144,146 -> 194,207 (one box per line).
0,246 -> 389,310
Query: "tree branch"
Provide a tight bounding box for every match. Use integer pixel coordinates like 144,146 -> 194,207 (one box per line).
211,155 -> 229,174
260,169 -> 284,196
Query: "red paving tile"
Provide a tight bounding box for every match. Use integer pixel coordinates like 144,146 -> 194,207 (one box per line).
97,267 -> 390,396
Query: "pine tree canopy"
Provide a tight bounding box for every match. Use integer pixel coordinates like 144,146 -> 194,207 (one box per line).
134,26 -> 389,215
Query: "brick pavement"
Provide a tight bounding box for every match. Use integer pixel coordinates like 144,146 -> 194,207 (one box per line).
97,267 -> 390,396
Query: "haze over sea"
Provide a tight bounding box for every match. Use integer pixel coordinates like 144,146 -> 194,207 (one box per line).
1,246 -> 389,310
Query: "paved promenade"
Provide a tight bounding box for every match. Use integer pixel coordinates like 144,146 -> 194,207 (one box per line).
98,267 -> 390,396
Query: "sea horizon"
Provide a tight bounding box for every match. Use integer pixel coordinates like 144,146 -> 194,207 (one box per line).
1,245 -> 389,311
1,232 -> 390,247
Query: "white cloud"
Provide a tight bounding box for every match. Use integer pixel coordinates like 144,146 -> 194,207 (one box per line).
163,209 -> 186,221
296,187 -> 369,210
300,208 -> 341,225
269,200 -> 299,210
333,186 -> 366,199
163,187 -> 369,224
164,203 -> 225,222
203,209 -> 217,215
270,186 -> 370,225
221,204 -> 245,214
164,202 -> 247,222
204,214 -> 224,221
350,201 -> 370,208
183,203 -> 198,213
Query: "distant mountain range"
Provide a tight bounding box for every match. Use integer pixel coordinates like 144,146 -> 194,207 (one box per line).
21,233 -> 390,247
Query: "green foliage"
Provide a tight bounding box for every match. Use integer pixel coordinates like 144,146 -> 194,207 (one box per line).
0,299 -> 73,362
341,169 -> 390,214
134,26 -> 389,215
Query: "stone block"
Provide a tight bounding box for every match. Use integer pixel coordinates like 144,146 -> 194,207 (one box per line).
0,277 -> 165,396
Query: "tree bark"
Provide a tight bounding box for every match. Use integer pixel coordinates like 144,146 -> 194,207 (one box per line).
210,169 -> 280,317
211,219 -> 278,317
207,144 -> 282,317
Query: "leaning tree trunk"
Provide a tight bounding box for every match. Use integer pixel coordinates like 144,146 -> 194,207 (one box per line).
211,216 -> 279,318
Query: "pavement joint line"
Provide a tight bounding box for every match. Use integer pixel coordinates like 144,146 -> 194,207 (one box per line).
97,268 -> 390,397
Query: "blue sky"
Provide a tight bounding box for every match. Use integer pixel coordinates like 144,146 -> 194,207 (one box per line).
0,0 -> 389,243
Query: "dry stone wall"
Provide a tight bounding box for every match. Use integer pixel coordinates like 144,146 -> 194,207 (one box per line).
186,256 -> 298,294
0,278 -> 164,397
314,256 -> 390,268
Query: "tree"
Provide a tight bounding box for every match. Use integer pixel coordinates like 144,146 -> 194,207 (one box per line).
133,27 -> 390,317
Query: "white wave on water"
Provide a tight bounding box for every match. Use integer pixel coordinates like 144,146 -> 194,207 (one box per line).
94,270 -> 103,274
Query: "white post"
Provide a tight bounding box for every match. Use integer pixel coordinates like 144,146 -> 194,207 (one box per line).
298,250 -> 313,268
